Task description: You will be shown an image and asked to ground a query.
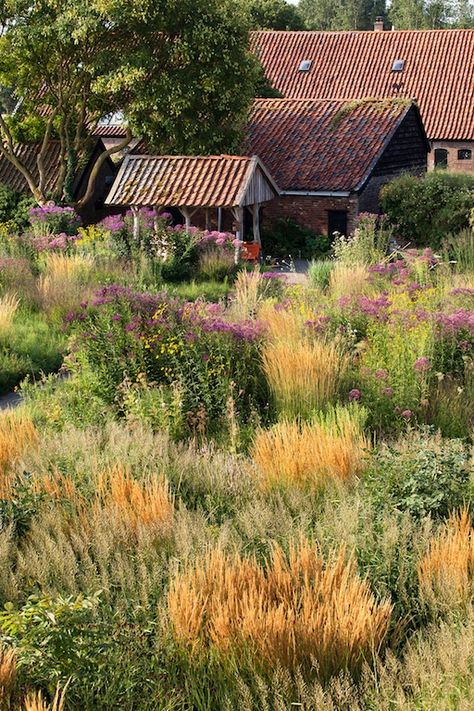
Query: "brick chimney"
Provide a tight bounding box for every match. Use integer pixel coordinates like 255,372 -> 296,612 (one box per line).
374,16 -> 384,31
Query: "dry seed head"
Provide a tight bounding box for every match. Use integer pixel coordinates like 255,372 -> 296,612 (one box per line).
168,540 -> 391,678
419,508 -> 474,611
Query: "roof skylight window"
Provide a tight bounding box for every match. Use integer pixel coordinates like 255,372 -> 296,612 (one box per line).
298,59 -> 312,72
392,59 -> 405,72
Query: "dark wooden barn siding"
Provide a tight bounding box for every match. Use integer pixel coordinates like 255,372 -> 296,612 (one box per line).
358,106 -> 428,213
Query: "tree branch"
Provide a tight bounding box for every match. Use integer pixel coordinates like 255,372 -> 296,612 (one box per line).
0,113 -> 45,204
75,128 -> 132,210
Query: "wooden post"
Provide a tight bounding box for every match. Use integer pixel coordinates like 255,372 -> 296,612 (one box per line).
252,202 -> 261,246
231,206 -> 244,264
131,206 -> 140,241
205,208 -> 211,231
180,207 -> 191,232
217,207 -> 222,232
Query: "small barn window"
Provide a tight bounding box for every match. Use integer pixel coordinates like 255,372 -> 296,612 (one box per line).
458,149 -> 472,160
434,148 -> 448,169
392,59 -> 405,72
298,59 -> 312,72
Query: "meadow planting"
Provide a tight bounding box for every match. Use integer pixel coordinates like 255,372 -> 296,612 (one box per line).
0,208 -> 474,709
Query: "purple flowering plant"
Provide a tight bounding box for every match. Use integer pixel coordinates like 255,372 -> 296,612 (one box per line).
66,285 -> 269,433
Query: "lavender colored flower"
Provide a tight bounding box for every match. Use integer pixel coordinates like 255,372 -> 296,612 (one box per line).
374,368 -> 388,380
382,387 -> 394,397
348,388 -> 361,402
401,409 -> 413,419
414,357 -> 430,372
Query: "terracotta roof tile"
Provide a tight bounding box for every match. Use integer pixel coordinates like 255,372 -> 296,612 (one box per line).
245,98 -> 416,192
105,154 -> 278,207
251,29 -> 474,141
0,141 -> 62,194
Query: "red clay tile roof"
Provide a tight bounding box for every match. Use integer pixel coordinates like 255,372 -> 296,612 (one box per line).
251,29 -> 474,141
245,98 -> 419,192
105,154 -> 279,207
0,141 -> 62,193
93,124 -> 128,138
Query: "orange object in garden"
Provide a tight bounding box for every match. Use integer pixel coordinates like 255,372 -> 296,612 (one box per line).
240,242 -> 260,261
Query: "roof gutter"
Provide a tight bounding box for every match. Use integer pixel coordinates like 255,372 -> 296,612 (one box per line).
280,189 -> 351,198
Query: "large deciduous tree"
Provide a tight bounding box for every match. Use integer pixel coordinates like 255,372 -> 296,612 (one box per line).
242,0 -> 305,29
0,0 -> 259,207
299,0 -> 387,29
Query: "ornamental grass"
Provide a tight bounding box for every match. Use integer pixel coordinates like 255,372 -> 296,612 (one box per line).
251,406 -> 368,490
262,339 -> 348,419
419,509 -> 474,612
0,646 -> 16,706
0,413 -> 38,490
329,263 -> 371,299
39,253 -> 94,314
167,540 -> 392,679
23,686 -> 67,711
0,292 -> 20,337
257,301 -> 304,344
92,464 -> 174,536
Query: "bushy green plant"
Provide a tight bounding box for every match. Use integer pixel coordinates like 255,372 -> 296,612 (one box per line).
308,259 -> 334,289
332,213 -> 390,265
364,429 -> 471,521
381,171 -> 474,247
262,217 -> 330,259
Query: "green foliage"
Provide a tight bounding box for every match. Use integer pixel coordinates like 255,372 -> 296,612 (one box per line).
299,0 -> 386,29
0,0 -> 259,205
167,280 -> 232,302
381,171 -> 474,247
0,474 -> 45,538
262,217 -> 330,259
364,430 -> 472,520
307,260 -> 335,290
242,0 -> 304,28
0,184 -> 34,232
0,315 -> 63,394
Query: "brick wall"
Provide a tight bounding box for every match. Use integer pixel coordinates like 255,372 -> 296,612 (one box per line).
261,194 -> 359,236
428,140 -> 474,173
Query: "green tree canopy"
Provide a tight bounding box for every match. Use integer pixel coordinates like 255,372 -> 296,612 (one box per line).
0,0 -> 259,207
242,0 -> 305,29
298,0 -> 386,29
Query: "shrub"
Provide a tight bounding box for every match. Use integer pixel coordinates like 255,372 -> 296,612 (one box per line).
67,286 -> 269,436
418,509 -> 474,613
332,213 -> 390,265
28,205 -> 81,238
167,541 -> 392,679
364,430 -> 471,520
262,339 -> 348,419
262,217 -> 330,259
251,405 -> 368,490
381,171 -> 474,247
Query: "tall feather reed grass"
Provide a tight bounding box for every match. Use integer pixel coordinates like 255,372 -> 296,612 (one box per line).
262,339 -> 348,419
231,267 -> 262,320
92,464 -> 174,536
419,509 -> 474,612
329,263 -> 371,299
0,412 -> 38,491
0,646 -> 16,706
168,540 -> 392,679
252,405 -> 368,490
0,292 -> 20,337
23,685 -> 68,711
39,253 -> 94,314
257,302 -> 304,344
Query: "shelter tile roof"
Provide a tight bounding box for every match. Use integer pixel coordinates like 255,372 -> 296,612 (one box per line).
105,154 -> 278,207
0,141 -> 62,194
251,29 -> 474,141
245,98 -> 419,192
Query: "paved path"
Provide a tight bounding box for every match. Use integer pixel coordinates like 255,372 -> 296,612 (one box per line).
0,391 -> 22,410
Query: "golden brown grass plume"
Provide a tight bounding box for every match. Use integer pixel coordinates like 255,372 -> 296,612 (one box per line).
92,464 -> 174,537
0,292 -> 20,337
0,412 -> 38,494
252,408 -> 368,490
23,684 -> 67,711
262,339 -> 348,419
0,646 -> 16,705
168,540 -> 391,679
329,263 -> 371,300
419,509 -> 474,612
257,302 -> 304,344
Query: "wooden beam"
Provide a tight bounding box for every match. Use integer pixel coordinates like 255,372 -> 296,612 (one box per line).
154,206 -> 162,233
217,207 -> 222,232
252,202 -> 261,245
